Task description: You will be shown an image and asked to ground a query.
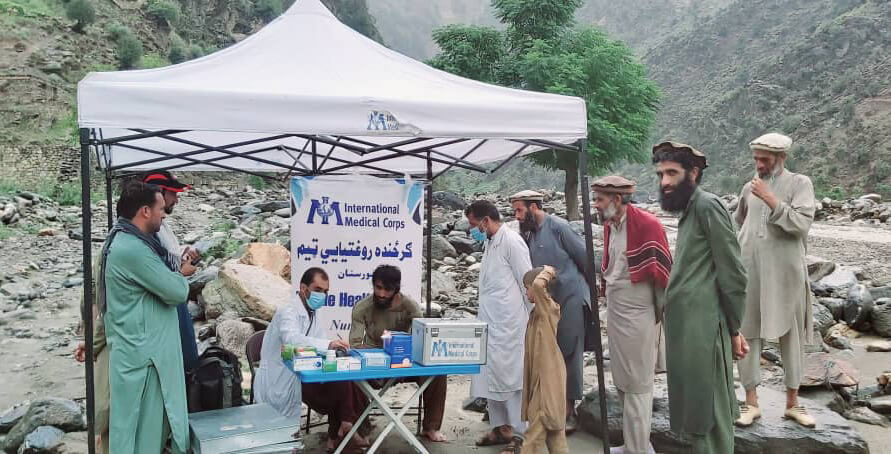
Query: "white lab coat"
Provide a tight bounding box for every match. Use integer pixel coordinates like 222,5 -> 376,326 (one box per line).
254,299 -> 330,419
471,225 -> 532,399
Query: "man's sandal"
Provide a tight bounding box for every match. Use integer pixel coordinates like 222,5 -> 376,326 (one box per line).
499,436 -> 524,454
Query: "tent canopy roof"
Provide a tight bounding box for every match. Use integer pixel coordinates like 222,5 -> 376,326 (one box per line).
76,0 -> 586,175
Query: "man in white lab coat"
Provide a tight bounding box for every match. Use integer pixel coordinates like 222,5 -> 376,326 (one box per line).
465,200 -> 533,454
254,267 -> 367,451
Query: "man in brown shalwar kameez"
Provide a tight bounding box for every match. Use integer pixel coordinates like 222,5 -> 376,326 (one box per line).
734,132 -> 817,428
519,266 -> 569,454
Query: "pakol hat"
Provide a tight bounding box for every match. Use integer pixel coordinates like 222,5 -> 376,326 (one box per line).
142,170 -> 192,193
509,190 -> 544,203
591,175 -> 636,194
750,133 -> 792,153
652,141 -> 708,169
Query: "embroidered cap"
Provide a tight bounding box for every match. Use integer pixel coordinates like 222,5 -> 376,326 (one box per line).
591,176 -> 636,194
509,190 -> 545,203
750,133 -> 793,153
652,141 -> 708,169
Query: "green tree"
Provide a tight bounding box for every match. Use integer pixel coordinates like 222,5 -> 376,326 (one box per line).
147,0 -> 181,26
429,0 -> 659,219
255,0 -> 283,23
66,0 -> 96,33
168,33 -> 187,64
117,33 -> 144,69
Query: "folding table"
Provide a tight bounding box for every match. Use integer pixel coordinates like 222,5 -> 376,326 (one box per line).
291,362 -> 480,454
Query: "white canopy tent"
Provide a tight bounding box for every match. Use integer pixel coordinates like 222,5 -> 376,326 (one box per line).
75,0 -> 610,452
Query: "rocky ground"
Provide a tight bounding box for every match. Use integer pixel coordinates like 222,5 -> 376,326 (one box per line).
0,183 -> 889,453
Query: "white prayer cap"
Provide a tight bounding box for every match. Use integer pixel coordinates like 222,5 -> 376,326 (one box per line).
750,133 -> 793,153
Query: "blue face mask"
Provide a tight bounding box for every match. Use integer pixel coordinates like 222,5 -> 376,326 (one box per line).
306,291 -> 327,311
470,226 -> 487,243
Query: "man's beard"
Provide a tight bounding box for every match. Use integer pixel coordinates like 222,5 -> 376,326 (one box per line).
660,173 -> 697,213
603,202 -> 618,221
164,205 -> 174,215
518,212 -> 537,234
374,295 -> 395,309
757,162 -> 782,179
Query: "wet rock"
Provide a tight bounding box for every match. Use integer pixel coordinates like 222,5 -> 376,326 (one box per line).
814,267 -> 858,296
61,278 -> 82,289
200,260 -> 293,321
432,191 -> 466,211
3,398 -> 84,452
17,425 -> 64,453
430,235 -> 457,260
216,319 -> 255,360
801,352 -> 859,388
253,201 -> 289,213
812,302 -> 835,336
825,332 -> 853,350
819,298 -> 846,321
871,298 -> 891,337
866,340 -> 891,352
273,207 -> 291,218
869,395 -> 891,414
844,285 -> 873,330
806,255 -> 836,282
0,404 -> 28,434
447,236 -> 477,255
579,381 -> 868,453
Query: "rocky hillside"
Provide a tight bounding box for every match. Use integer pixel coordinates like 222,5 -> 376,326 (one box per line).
0,0 -> 381,147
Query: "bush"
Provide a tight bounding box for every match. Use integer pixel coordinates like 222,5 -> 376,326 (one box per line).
66,0 -> 95,33
116,33 -> 143,69
255,0 -> 282,23
107,23 -> 131,41
141,52 -> 170,68
168,34 -> 187,63
146,0 -> 180,26
187,43 -> 204,60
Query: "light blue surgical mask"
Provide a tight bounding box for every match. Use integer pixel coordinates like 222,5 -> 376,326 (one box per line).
470,226 -> 487,243
306,291 -> 327,311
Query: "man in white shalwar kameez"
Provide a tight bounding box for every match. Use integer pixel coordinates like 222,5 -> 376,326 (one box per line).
733,133 -> 817,429
465,200 -> 532,454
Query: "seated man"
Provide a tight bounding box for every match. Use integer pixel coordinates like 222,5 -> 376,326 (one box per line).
254,267 -> 368,451
349,265 -> 448,442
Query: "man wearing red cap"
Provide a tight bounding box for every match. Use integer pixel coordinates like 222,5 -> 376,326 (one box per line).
141,170 -> 200,371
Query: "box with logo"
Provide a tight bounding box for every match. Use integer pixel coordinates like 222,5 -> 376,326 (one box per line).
383,331 -> 412,356
351,349 -> 390,370
291,356 -> 323,372
411,318 -> 488,366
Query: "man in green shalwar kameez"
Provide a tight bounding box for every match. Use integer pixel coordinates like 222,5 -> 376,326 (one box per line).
101,182 -> 190,454
652,142 -> 749,453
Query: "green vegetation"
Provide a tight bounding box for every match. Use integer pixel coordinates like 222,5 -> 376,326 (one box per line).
65,0 -> 94,33
0,224 -> 16,241
0,178 -> 103,206
206,236 -> 244,260
255,0 -> 283,23
146,0 -> 180,26
168,34 -> 187,64
1,0 -> 64,19
116,32 -> 143,69
248,175 -> 268,190
212,220 -> 236,233
141,52 -> 170,69
429,0 -> 659,219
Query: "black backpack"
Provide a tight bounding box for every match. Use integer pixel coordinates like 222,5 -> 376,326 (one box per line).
187,346 -> 245,413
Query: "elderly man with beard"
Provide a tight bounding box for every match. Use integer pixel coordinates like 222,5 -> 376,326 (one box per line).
653,142 -> 749,453
592,176 -> 670,454
733,133 -> 817,428
509,190 -> 589,433
349,265 -> 448,442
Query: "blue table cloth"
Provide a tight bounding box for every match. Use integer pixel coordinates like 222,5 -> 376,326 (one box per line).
290,361 -> 480,383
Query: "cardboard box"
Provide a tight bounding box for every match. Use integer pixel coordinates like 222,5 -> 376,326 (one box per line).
411,318 -> 488,366
348,358 -> 362,371
336,357 -> 351,372
352,349 -> 390,369
389,353 -> 412,368
292,356 -> 323,372
383,331 -> 412,356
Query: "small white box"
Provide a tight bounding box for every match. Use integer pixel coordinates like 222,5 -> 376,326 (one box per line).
348,358 -> 362,371
292,356 -> 323,371
336,357 -> 351,372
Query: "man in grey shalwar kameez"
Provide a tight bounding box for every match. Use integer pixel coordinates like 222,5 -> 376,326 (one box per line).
510,190 -> 589,433
734,133 -> 817,428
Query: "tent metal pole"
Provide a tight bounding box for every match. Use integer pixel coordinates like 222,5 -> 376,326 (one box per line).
425,152 -> 433,318
312,139 -> 318,173
80,128 -> 96,454
105,168 -> 113,230
578,139 -> 610,453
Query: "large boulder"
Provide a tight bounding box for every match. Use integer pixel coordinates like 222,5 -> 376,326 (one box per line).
3,398 -> 84,452
579,381 -> 868,453
239,243 -> 291,280
447,236 -> 478,255
844,284 -> 873,330
812,302 -> 836,337
188,265 -> 219,299
200,261 -> 293,321
17,426 -> 64,454
0,404 -> 28,434
423,270 -> 458,299
216,319 -> 256,360
819,298 -> 846,321
870,395 -> 891,414
432,191 -> 466,211
801,352 -> 859,388
807,256 -> 836,282
871,298 -> 891,338
813,267 -> 858,296
430,235 -> 457,260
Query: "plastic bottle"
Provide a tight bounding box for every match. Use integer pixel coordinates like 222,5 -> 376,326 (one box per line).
323,349 -> 337,372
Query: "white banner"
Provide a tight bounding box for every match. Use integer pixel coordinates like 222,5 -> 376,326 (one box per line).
290,175 -> 425,339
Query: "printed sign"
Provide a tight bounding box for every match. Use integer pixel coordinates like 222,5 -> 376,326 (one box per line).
426,337 -> 483,362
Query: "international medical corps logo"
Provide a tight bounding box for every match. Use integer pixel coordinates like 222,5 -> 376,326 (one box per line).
307,196 -> 343,225
367,110 -> 399,131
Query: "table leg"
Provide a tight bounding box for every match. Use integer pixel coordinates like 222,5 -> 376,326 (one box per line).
360,377 -> 432,454
332,378 -> 396,454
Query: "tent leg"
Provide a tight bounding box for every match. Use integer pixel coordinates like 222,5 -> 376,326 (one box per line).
425,153 -> 433,317
578,140 -> 610,453
105,168 -> 113,230
80,128 -> 96,454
